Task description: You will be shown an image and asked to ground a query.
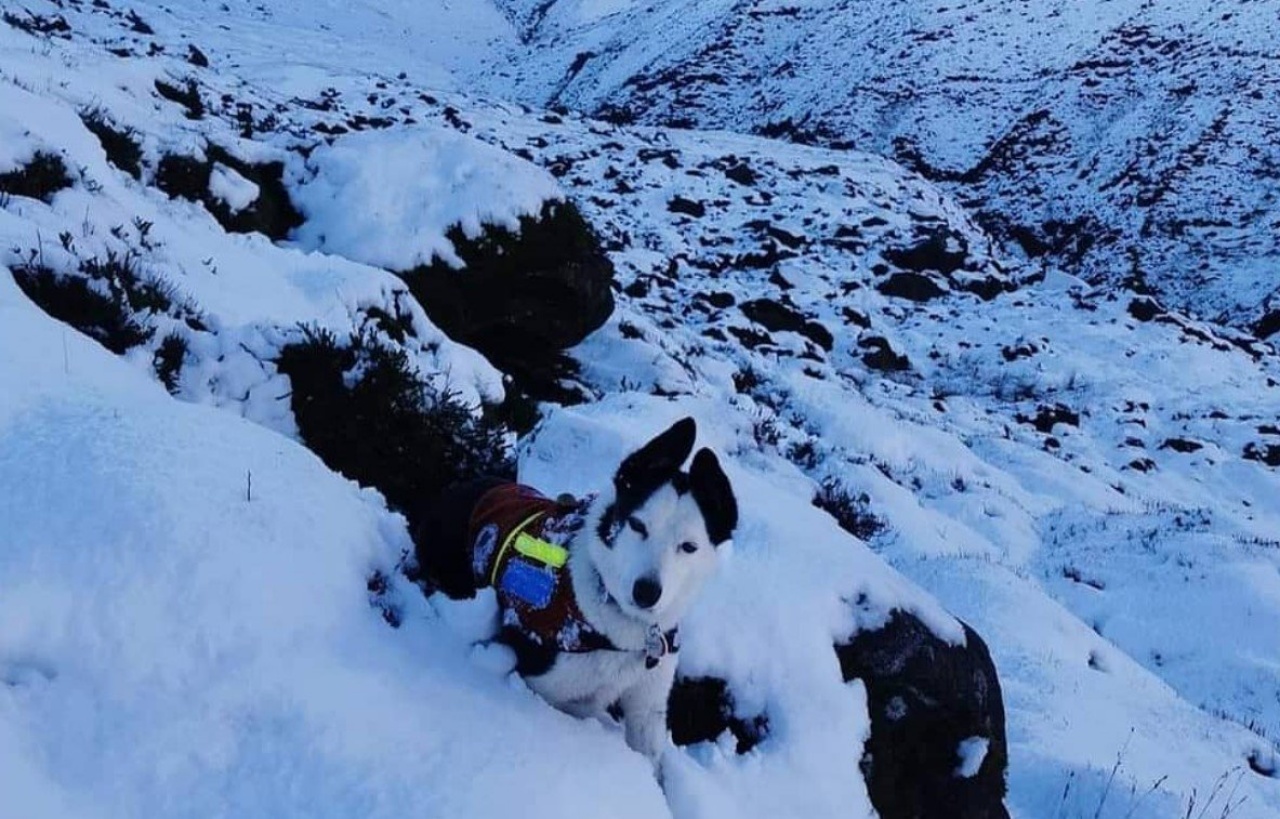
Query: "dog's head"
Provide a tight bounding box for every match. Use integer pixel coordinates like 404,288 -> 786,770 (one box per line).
590,417 -> 738,625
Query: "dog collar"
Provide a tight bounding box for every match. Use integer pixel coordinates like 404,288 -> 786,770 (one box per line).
644,623 -> 679,669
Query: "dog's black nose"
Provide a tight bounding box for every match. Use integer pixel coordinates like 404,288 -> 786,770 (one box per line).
632,577 -> 662,609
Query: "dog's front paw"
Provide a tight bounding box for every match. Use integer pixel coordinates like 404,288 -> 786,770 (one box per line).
625,718 -> 667,770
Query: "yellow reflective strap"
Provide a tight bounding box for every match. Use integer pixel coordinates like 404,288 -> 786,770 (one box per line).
490,510 -> 548,586
514,533 -> 568,568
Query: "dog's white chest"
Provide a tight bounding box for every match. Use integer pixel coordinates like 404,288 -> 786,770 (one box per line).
526,650 -> 656,712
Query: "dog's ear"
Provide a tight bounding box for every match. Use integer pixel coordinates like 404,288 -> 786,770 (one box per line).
689,448 -> 737,545
614,417 -> 697,512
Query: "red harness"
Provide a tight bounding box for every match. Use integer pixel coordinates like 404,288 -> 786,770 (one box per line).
467,483 -> 677,666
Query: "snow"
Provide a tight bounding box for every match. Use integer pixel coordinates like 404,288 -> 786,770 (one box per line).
3,1 -> 1280,818
0,271 -> 668,819
208,163 -> 259,213
955,736 -> 989,779
291,126 -> 563,271
496,0 -> 1280,330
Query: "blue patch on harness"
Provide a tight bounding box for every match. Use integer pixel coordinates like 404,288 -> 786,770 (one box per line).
499,559 -> 556,608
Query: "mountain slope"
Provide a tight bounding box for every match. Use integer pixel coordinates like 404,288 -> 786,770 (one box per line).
2,2 -> 1280,818
493,0 -> 1280,335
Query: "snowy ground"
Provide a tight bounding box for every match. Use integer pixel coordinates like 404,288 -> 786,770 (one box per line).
2,1 -> 1279,818
491,0 -> 1280,332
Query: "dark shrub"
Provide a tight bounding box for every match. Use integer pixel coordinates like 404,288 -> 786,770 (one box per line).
153,332 -> 188,392
2,10 -> 71,37
399,200 -> 614,399
155,153 -> 211,202
0,152 -> 72,203
11,264 -> 152,353
10,248 -> 197,358
155,146 -> 302,240
205,145 -> 302,240
154,78 -> 204,119
876,272 -> 947,303
276,328 -> 513,519
813,479 -> 886,541
80,108 -> 143,179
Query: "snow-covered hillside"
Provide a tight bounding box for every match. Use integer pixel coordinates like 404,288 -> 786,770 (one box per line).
2,2 -> 1279,818
492,0 -> 1280,336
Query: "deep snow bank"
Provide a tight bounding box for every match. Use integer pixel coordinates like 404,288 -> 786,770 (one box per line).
0,271 -> 670,819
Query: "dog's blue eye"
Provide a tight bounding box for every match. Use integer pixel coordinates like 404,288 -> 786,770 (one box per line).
679,541 -> 698,554
626,517 -> 648,537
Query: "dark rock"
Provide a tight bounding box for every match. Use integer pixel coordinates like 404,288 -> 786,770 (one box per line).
3,10 -> 71,37
1000,342 -> 1039,362
883,228 -> 968,276
842,307 -> 871,328
1017,404 -> 1080,434
125,10 -> 153,34
837,612 -> 1009,819
741,298 -> 833,350
1006,224 -> 1050,258
186,44 -> 209,68
768,269 -> 795,290
668,676 -> 768,754
724,162 -> 758,186
399,200 -> 615,397
801,322 -> 834,351
877,272 -> 947,302
767,225 -> 805,249
859,336 -> 911,372
740,298 -> 802,333
701,290 -> 736,309
1243,442 -> 1280,467
727,325 -> 774,350
1159,437 -> 1203,454
1256,310 -> 1280,340
957,275 -> 1013,302
668,196 -> 707,218
1128,297 -> 1163,322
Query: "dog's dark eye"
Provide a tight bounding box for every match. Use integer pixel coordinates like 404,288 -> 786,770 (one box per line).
679,541 -> 698,554
626,516 -> 648,538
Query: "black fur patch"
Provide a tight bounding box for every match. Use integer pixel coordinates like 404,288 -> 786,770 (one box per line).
613,417 -> 697,520
690,448 -> 738,544
499,625 -> 559,677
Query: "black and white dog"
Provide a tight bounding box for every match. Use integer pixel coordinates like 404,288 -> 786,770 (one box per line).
412,417 -> 737,769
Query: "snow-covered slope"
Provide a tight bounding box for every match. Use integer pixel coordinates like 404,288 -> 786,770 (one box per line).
3,1 -> 1280,818
493,0 -> 1280,334
0,269 -> 675,819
